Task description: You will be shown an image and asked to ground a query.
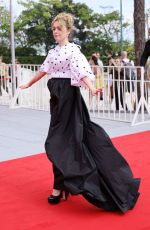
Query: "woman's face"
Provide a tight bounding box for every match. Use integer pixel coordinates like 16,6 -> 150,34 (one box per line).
115,58 -> 121,66
52,21 -> 70,44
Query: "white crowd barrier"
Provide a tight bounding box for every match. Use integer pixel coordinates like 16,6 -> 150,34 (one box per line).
0,64 -> 150,126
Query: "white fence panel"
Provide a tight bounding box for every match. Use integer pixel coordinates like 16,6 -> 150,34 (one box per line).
1,64 -> 150,125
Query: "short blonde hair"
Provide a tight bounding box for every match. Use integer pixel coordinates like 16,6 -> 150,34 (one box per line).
51,12 -> 74,32
121,51 -> 128,58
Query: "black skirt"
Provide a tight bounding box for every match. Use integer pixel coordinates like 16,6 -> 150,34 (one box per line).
45,78 -> 140,213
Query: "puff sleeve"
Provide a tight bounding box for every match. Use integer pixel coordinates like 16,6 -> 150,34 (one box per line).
70,46 -> 95,87
40,50 -> 53,73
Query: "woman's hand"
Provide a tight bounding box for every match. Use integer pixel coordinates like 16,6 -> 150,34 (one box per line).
19,83 -> 31,89
91,87 -> 102,96
82,76 -> 100,96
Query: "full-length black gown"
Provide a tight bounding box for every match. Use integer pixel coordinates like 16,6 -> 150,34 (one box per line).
45,78 -> 140,213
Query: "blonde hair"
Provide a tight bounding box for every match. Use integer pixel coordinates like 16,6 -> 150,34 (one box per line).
51,12 -> 74,32
121,51 -> 128,59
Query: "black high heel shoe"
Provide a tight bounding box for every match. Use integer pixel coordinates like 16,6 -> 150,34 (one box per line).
48,191 -> 69,204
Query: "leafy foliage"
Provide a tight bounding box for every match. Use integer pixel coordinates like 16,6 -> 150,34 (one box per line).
1,0 -> 132,64
0,6 -> 10,55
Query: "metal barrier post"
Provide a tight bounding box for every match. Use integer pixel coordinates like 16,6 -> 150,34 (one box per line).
132,67 -> 150,125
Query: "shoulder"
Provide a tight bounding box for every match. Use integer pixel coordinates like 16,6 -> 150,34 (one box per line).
98,59 -> 103,66
68,43 -> 85,60
1,62 -> 6,67
130,60 -> 134,66
48,46 -> 57,55
144,40 -> 150,49
69,43 -> 81,53
45,47 -> 57,60
122,59 -> 130,63
145,39 -> 150,45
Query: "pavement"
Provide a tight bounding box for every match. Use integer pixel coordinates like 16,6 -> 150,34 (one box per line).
0,105 -> 150,162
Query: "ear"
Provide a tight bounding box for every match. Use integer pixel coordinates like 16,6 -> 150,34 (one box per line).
67,28 -> 71,35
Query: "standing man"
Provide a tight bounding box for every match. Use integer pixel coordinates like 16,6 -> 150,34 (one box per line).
140,28 -> 150,66
121,51 -> 134,66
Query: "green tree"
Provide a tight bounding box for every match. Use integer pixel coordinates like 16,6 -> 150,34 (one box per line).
0,6 -> 10,57
15,0 -> 98,53
83,10 -> 130,64
15,0 -> 129,58
10,0 -> 131,65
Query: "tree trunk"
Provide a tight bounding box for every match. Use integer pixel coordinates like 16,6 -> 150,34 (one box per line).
134,0 -> 145,67
134,0 -> 145,102
134,0 -> 145,66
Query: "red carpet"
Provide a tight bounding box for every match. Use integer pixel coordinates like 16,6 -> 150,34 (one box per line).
0,131 -> 150,230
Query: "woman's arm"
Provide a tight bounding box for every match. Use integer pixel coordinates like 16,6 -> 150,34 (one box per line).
20,71 -> 46,89
81,76 -> 100,96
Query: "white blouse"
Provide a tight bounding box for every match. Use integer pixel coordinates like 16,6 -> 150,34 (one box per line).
40,43 -> 95,87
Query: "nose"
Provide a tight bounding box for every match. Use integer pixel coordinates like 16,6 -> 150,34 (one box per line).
53,28 -> 59,33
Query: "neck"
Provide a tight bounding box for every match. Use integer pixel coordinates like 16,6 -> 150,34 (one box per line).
58,39 -> 69,47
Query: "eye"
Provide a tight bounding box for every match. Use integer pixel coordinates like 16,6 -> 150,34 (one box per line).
57,27 -> 62,31
52,26 -> 62,31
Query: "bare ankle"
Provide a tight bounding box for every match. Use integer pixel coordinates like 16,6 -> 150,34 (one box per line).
52,189 -> 61,196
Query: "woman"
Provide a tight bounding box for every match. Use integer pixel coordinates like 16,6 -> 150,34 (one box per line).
107,54 -> 115,101
90,55 -> 103,92
0,56 -> 9,96
90,55 -> 103,101
20,12 -> 140,213
109,56 -> 125,110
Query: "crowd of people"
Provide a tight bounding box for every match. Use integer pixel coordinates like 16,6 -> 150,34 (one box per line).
0,56 -> 20,96
0,38 -> 150,112
88,50 -> 136,111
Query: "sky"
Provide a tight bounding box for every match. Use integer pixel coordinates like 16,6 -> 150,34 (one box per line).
74,0 -> 150,26
74,0 -> 134,22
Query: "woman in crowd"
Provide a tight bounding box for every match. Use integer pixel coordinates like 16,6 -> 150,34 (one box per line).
90,55 -> 103,100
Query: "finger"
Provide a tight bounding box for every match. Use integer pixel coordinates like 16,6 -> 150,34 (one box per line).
20,86 -> 26,89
